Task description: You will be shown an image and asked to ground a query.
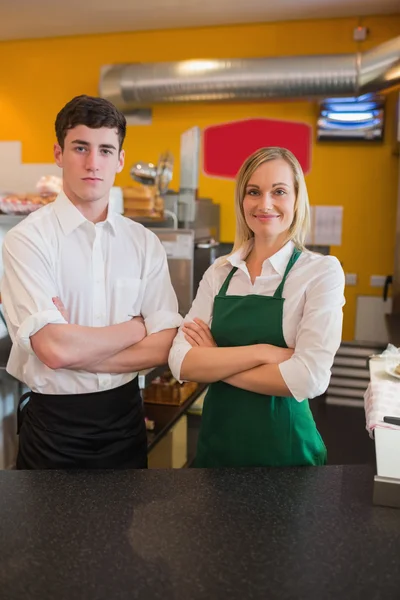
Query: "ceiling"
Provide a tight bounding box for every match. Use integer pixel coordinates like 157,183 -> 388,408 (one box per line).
0,0 -> 399,41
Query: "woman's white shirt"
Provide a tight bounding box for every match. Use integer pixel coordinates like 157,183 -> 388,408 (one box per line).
168,240 -> 345,401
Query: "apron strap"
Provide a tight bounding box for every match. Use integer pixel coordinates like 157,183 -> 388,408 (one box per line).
218,266 -> 238,297
219,248 -> 301,299
17,391 -> 31,435
273,248 -> 302,299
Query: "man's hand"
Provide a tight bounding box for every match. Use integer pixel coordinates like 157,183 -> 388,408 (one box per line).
52,297 -> 147,344
52,296 -> 69,323
182,318 -> 217,348
130,316 -> 147,343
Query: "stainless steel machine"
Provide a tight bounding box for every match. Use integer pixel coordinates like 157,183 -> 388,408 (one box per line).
130,127 -> 222,315
149,228 -> 194,317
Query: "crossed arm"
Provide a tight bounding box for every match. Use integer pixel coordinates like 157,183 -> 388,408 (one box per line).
31,317 -> 176,373
89,328 -> 177,373
167,271 -> 294,396
2,228 -> 179,375
180,318 -> 293,396
168,258 -> 345,400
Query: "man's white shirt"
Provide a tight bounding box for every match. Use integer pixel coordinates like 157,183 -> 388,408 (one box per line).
2,192 -> 182,394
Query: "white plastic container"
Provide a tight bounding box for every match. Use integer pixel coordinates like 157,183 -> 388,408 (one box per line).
109,187 -> 124,214
375,427 -> 400,479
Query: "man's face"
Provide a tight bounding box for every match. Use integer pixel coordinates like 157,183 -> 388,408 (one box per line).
54,125 -> 124,204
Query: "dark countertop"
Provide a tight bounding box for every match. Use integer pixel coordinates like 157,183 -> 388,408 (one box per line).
1,465 -> 399,600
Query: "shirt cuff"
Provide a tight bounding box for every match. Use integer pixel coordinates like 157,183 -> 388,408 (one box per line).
16,308 -> 68,355
144,310 -> 183,336
279,356 -> 329,402
168,338 -> 192,383
278,359 -> 305,401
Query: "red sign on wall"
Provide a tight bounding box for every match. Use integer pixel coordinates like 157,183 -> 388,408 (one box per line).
203,118 -> 312,178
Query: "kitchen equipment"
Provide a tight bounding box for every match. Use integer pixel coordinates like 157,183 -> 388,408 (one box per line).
109,187 -> 124,214
150,228 -> 194,317
130,161 -> 157,186
130,152 -> 173,196
155,152 -> 173,196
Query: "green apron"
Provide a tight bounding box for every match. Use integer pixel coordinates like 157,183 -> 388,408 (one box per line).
195,248 -> 327,468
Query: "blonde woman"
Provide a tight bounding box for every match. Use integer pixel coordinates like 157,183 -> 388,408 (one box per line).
168,147 -> 345,468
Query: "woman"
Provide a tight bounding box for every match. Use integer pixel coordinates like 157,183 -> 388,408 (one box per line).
168,147 -> 345,467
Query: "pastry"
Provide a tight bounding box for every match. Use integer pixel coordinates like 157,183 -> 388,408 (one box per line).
36,175 -> 62,196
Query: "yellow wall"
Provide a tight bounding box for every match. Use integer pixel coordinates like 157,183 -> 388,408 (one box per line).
0,15 -> 400,340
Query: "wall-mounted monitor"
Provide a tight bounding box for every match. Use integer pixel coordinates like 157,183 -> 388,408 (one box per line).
317,94 -> 385,141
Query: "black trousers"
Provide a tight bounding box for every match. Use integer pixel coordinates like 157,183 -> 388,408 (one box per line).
16,377 -> 148,470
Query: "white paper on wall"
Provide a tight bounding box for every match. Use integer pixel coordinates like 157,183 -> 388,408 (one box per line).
313,206 -> 343,246
0,141 -> 61,194
305,206 -> 314,245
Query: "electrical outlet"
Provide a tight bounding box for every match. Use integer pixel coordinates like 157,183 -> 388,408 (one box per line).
353,26 -> 368,41
370,275 -> 386,288
345,273 -> 357,286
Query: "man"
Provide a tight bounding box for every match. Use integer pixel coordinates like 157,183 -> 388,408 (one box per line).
1,95 -> 182,469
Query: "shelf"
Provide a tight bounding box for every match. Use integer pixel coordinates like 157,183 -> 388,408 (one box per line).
145,383 -> 207,451
138,365 -> 168,389
0,213 -> 176,229
0,214 -> 26,226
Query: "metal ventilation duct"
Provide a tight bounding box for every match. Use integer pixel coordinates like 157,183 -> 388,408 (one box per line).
100,36 -> 400,110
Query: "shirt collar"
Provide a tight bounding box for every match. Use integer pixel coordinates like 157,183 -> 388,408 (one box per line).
227,239 -> 253,269
53,191 -> 117,236
269,240 -> 295,276
227,239 -> 295,277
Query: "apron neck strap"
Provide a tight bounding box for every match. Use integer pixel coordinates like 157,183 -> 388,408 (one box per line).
273,248 -> 302,299
219,266 -> 238,296
219,248 -> 302,298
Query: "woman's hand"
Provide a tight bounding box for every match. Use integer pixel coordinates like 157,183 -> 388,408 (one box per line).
264,345 -> 294,364
182,318 -> 217,348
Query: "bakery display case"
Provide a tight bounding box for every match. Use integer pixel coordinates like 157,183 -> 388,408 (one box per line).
0,175 -> 62,215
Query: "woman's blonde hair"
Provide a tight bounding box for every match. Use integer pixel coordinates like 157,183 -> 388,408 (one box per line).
232,146 -> 310,253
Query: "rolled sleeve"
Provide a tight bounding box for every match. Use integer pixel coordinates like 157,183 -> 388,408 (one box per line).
144,310 -> 183,336
1,227 -> 64,356
168,331 -> 193,383
140,232 -> 182,335
16,309 -> 67,355
279,356 -> 327,402
279,256 -> 345,401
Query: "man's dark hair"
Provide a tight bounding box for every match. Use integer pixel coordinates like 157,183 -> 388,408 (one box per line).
55,95 -> 126,151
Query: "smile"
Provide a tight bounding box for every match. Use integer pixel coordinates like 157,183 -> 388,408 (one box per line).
253,214 -> 280,220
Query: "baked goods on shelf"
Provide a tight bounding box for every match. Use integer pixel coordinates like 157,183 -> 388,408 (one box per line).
123,184 -> 164,219
142,369 -> 198,406
36,175 -> 62,196
0,193 -> 57,215
0,175 -> 62,215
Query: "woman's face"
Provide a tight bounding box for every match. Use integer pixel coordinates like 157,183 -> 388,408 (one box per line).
242,158 -> 296,243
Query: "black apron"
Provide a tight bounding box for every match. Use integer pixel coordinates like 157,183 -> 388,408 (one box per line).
16,377 -> 148,470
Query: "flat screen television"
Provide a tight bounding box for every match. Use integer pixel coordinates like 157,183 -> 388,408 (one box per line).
317,94 -> 385,141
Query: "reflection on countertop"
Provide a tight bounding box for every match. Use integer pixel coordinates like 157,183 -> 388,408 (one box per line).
0,465 -> 399,600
